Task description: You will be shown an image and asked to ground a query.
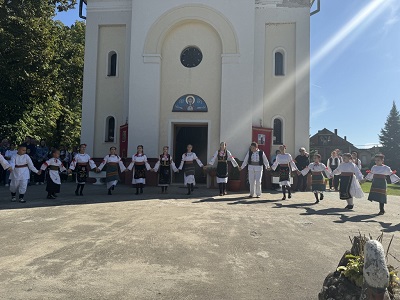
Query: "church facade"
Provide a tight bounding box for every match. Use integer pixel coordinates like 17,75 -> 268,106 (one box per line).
81,0 -> 312,166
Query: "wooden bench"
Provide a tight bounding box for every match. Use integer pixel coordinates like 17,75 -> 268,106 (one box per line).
88,171 -> 106,185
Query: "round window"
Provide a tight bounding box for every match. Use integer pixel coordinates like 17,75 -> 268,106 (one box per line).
180,46 -> 203,68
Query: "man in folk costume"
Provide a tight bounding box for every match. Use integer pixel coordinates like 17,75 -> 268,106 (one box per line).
330,153 -> 364,210
9,145 -> 41,203
97,147 -> 127,195
41,149 -> 67,199
127,145 -> 151,195
364,154 -> 400,215
271,145 -> 298,200
301,154 -> 331,203
240,142 -> 270,198
327,150 -> 340,191
207,142 -> 239,196
152,146 -> 178,194
178,144 -> 204,195
68,144 -> 98,196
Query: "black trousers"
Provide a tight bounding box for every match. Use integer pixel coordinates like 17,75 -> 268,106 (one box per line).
296,173 -> 308,191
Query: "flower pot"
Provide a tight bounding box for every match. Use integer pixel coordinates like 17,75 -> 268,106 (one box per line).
228,179 -> 241,192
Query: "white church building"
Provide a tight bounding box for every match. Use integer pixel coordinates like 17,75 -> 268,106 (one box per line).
81,0 -> 314,167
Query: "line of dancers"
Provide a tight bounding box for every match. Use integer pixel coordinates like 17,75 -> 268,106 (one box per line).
1,143 -> 398,215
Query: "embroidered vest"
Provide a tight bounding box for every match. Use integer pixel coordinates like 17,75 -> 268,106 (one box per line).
248,150 -> 264,166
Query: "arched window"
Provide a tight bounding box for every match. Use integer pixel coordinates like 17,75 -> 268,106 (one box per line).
273,118 -> 283,145
274,51 -> 284,76
107,51 -> 117,76
105,116 -> 115,142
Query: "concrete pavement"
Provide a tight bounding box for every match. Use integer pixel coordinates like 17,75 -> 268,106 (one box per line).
0,182 -> 399,300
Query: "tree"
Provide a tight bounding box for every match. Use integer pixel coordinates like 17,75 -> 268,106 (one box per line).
379,101 -> 400,170
0,0 -> 84,148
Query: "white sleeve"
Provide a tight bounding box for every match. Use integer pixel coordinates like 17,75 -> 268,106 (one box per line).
288,155 -> 298,171
321,164 -> 331,177
27,156 -> 39,173
178,155 -> 185,170
88,156 -> 97,169
153,160 -> 160,172
0,155 -> 10,170
144,155 -> 151,171
171,160 -> 178,172
301,164 -> 310,176
227,151 -> 238,168
241,152 -> 249,169
194,153 -> 203,168
262,152 -> 270,169
354,165 -> 364,181
40,159 -> 51,171
365,172 -> 373,181
118,158 -> 126,172
208,151 -> 218,166
59,162 -> 67,172
69,155 -> 77,170
127,156 -> 135,171
97,156 -> 108,171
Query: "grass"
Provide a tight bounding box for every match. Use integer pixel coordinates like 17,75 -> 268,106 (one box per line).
360,182 -> 400,196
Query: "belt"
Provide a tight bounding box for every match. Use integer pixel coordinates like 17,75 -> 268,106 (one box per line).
49,166 -> 59,171
250,162 -> 260,166
341,172 -> 353,176
373,174 -> 386,179
15,164 -> 28,168
218,160 -> 227,162
185,161 -> 194,164
161,162 -> 170,166
312,172 -> 322,175
135,162 -> 145,166
77,163 -> 87,166
279,164 -> 289,167
107,162 -> 118,165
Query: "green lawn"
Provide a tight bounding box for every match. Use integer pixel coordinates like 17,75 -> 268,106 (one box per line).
361,182 -> 400,196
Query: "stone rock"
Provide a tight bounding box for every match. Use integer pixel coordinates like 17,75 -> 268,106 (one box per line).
363,240 -> 389,289
319,271 -> 361,300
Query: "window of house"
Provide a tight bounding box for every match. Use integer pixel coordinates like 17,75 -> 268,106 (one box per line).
105,116 -> 115,142
108,51 -> 117,76
274,51 -> 284,76
273,118 -> 283,145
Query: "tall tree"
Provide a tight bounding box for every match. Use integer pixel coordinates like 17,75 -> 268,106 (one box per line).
0,0 -> 84,147
379,101 -> 400,169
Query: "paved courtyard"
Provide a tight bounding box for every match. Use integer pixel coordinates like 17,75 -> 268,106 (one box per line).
0,182 -> 399,300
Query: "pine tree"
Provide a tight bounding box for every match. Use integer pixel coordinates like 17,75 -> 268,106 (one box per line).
379,101 -> 400,169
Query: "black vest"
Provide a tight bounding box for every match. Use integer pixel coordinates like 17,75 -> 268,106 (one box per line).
329,157 -> 339,166
248,150 -> 264,166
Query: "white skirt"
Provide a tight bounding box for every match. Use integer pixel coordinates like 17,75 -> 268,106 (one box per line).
349,175 -> 364,199
132,178 -> 146,184
216,177 -> 228,184
107,180 -> 118,189
184,175 -> 196,186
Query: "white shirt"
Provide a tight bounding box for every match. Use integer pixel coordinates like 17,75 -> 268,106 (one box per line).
4,149 -> 17,162
271,153 -> 297,171
209,150 -> 239,167
332,162 -> 363,181
240,150 -> 269,169
153,154 -> 178,172
365,165 -> 400,184
301,162 -> 331,177
178,152 -> 203,170
98,155 -> 126,172
0,154 -> 11,170
10,154 -> 39,180
69,153 -> 97,170
127,154 -> 151,171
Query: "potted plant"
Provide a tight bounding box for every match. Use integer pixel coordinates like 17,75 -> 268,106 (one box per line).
227,158 -> 241,192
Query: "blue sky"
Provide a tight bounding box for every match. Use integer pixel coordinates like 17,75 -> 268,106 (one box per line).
54,0 -> 400,148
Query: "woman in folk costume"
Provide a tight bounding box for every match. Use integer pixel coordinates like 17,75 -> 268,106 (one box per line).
97,147 -> 127,195
127,145 -> 151,195
240,142 -> 270,198
364,153 -> 400,215
351,151 -> 362,170
41,149 -> 67,199
207,142 -> 239,196
68,144 -> 98,196
152,146 -> 178,194
178,144 -> 204,195
330,153 -> 364,210
271,145 -> 298,200
301,154 -> 331,203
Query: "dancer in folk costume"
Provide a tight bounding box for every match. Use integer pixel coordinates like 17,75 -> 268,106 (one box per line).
271,145 -> 298,200
301,154 -> 331,203
207,142 -> 239,196
327,150 -> 340,191
152,146 -> 178,194
240,142 -> 270,198
68,144 -> 98,196
127,145 -> 151,195
97,147 -> 127,195
364,154 -> 400,215
330,153 -> 364,210
41,149 -> 67,199
351,151 -> 362,170
9,145 -> 41,203
178,144 -> 204,195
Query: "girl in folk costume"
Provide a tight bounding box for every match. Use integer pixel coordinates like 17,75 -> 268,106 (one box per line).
364,154 -> 400,215
152,146 -> 178,194
351,151 -> 362,170
301,154 -> 331,203
327,150 -> 340,191
41,149 -> 67,199
68,144 -> 98,196
240,142 -> 270,198
207,142 -> 239,196
330,153 -> 364,210
9,145 -> 41,203
178,144 -> 204,195
127,145 -> 151,195
97,147 -> 127,195
271,145 -> 298,200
